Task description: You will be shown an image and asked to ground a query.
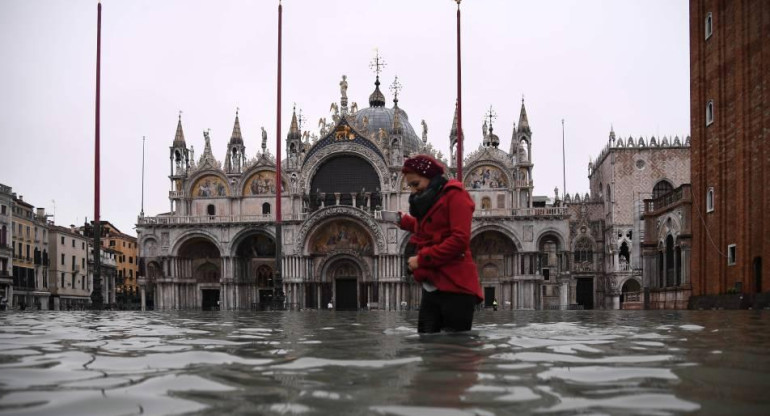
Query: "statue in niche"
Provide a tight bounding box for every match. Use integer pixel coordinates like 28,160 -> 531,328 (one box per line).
356,187 -> 367,209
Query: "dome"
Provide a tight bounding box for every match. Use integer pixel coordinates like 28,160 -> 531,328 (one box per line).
354,105 -> 422,155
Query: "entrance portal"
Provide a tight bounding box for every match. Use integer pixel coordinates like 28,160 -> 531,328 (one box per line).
335,279 -> 358,310
576,278 -> 593,309
201,289 -> 220,310
484,287 -> 495,308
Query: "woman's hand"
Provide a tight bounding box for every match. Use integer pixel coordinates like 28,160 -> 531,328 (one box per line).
407,255 -> 419,271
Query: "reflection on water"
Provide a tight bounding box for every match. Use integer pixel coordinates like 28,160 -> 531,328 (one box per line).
1,310 -> 769,415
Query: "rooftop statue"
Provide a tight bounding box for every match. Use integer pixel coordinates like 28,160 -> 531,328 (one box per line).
340,75 -> 348,100
261,127 -> 268,150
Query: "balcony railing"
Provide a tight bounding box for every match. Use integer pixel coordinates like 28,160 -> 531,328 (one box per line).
475,208 -> 511,217
512,207 -> 568,217
138,213 -> 307,226
645,185 -> 691,213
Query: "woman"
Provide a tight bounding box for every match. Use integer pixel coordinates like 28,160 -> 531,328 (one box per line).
397,154 -> 483,333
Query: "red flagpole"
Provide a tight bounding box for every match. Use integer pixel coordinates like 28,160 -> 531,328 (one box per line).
456,1 -> 463,181
92,1 -> 103,308
274,0 -> 284,307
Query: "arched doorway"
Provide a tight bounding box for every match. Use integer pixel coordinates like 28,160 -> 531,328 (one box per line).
308,218 -> 374,310
234,232 -> 276,309
145,261 -> 163,310
330,260 -> 360,311
621,278 -> 641,308
471,230 -> 516,308
178,237 -> 221,310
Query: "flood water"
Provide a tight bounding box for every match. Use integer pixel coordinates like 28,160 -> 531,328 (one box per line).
1,310 -> 769,416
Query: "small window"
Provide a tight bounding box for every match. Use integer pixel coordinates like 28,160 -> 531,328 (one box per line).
82,242 -> 85,250
262,202 -> 271,215
208,204 -> 216,216
61,253 -> 65,265
727,244 -> 736,266
705,12 -> 713,40
72,239 -> 75,247
61,236 -> 65,245
706,100 -> 714,126
61,272 -> 65,287
0,205 -> 5,215
706,187 -> 715,213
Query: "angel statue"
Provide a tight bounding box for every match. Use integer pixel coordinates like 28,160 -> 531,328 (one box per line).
318,117 -> 327,129
421,119 -> 428,142
350,102 -> 358,114
330,102 -> 339,117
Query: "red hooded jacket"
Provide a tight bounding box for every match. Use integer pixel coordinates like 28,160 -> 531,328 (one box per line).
399,179 -> 484,302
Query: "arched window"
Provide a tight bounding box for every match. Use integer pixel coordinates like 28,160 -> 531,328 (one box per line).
606,185 -> 611,213
705,12 -> 713,39
574,238 -> 594,264
481,197 -> 491,210
706,187 -> 715,212
1,225 -> 6,246
207,204 -> 216,216
262,203 -> 271,215
706,100 -> 714,126
619,241 -> 630,270
653,180 -> 674,199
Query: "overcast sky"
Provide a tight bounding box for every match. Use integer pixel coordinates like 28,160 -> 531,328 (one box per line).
0,0 -> 690,236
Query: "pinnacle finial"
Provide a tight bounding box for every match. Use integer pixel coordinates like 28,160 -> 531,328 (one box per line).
389,76 -> 402,103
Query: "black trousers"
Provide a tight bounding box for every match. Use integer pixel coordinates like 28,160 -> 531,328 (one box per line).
417,289 -> 477,333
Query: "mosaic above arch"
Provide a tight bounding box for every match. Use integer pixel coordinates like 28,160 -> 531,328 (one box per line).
465,165 -> 508,189
192,175 -> 229,198
243,170 -> 287,196
310,219 -> 373,255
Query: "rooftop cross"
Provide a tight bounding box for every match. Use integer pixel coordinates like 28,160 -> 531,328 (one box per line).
369,49 -> 387,78
298,108 -> 304,131
486,105 -> 497,130
389,76 -> 402,101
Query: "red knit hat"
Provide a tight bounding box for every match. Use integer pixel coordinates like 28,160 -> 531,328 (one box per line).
402,154 -> 445,179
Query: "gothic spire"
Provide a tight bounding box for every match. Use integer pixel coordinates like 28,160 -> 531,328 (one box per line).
173,111 -> 186,146
449,100 -> 459,144
287,104 -> 301,141
517,97 -> 531,134
229,108 -> 243,144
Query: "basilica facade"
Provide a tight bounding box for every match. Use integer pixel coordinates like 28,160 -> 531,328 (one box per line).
136,73 -> 582,311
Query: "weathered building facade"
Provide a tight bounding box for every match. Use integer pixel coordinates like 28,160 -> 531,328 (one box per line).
576,129 -> 691,309
136,72 -> 575,311
0,184 -> 13,306
689,0 -> 769,302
